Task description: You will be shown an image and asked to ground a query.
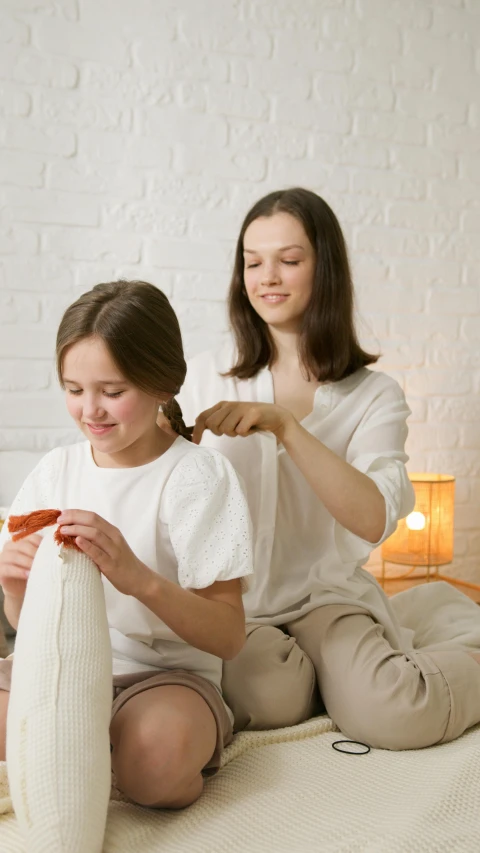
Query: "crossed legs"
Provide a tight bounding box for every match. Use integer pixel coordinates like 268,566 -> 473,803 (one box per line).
223,605 -> 480,749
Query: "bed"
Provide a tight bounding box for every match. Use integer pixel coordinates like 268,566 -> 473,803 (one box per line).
1,712 -> 479,852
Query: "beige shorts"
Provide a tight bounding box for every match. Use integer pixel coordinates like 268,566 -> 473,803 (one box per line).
0,659 -> 233,776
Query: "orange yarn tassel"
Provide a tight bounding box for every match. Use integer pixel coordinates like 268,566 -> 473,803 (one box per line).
8,509 -> 80,551
9,509 -> 61,539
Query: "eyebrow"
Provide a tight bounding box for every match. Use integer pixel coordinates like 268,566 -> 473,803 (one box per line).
62,379 -> 126,385
243,244 -> 306,253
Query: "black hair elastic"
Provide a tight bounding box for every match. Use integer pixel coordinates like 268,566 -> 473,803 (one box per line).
332,739 -> 370,755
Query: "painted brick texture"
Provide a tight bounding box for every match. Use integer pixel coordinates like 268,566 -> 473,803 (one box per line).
0,0 -> 479,581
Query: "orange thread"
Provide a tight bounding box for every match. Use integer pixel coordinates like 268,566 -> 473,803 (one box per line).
8,509 -> 80,551
9,509 -> 61,539
54,529 -> 80,550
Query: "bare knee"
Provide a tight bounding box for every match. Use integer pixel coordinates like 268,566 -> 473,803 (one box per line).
223,626 -> 318,731
113,720 -> 203,808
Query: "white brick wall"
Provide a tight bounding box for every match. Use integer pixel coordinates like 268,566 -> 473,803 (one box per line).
0,0 -> 479,582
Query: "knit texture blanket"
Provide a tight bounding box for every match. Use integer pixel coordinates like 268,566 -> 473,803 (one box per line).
1,714 -> 480,852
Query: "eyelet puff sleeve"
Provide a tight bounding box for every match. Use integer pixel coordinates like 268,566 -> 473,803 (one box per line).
334,380 -> 416,564
163,447 -> 254,591
0,449 -> 61,553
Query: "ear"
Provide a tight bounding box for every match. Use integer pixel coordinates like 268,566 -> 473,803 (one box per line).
156,393 -> 173,407
156,409 -> 177,437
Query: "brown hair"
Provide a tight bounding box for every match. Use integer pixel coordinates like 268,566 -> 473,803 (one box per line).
56,280 -> 192,440
227,187 -> 378,381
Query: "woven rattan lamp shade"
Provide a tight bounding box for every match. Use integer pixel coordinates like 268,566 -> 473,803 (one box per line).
382,474 -> 455,568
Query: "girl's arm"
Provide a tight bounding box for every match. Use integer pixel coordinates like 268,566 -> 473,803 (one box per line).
58,445 -> 253,662
57,510 -> 247,660
193,394 -> 412,545
137,576 -> 245,660
0,453 -> 58,629
0,538 -> 33,629
3,590 -> 24,631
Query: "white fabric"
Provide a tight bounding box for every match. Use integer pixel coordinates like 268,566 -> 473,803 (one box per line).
0,437 -> 253,691
179,346 -> 418,645
179,344 -> 480,669
6,529 -> 112,853
386,581 -> 480,653
2,715 -> 480,852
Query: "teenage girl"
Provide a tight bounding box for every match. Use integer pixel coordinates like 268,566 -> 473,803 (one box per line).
0,280 -> 252,807
177,187 -> 480,750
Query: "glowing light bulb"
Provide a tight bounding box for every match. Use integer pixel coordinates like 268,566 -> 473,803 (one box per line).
406,511 -> 426,531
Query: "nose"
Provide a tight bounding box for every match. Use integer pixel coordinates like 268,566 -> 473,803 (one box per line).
82,393 -> 107,421
261,261 -> 280,286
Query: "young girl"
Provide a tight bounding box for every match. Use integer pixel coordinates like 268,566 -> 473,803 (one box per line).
177,187 -> 480,750
0,280 -> 252,808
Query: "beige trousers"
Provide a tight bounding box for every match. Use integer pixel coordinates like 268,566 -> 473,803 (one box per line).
223,604 -> 480,750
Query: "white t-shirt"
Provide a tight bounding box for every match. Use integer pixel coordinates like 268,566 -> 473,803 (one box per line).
179,345 -> 419,653
0,437 -> 253,692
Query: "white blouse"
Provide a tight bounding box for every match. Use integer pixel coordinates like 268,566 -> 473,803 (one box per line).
0,437 -> 253,691
179,345 -> 418,652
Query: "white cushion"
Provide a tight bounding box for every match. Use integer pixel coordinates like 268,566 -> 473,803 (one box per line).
7,528 -> 112,852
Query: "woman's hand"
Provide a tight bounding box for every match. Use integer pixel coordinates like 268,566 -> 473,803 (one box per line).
0,533 -> 42,599
192,401 -> 295,444
57,510 -> 153,598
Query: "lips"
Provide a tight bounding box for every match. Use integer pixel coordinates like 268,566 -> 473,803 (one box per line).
85,423 -> 116,435
260,293 -> 288,302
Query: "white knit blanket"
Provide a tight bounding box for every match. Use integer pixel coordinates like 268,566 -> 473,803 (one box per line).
1,714 -> 480,852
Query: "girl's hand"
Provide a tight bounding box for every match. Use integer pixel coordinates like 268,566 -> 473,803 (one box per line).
57,510 -> 153,598
192,401 -> 295,445
0,534 -> 42,599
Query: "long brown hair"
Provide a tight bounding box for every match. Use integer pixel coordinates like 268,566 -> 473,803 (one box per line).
227,187 -> 378,381
56,280 -> 192,440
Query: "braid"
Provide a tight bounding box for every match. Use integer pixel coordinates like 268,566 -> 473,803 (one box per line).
162,398 -> 193,442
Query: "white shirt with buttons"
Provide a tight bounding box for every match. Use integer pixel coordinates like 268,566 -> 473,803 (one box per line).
179,345 -> 418,652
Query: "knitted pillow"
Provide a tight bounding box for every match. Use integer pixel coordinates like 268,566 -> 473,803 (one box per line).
6,528 -> 112,853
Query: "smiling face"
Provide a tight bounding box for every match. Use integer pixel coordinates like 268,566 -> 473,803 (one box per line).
62,335 -> 167,467
243,212 -> 316,334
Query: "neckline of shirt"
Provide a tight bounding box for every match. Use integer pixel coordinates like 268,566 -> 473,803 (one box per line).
258,366 -> 370,424
83,435 -> 185,473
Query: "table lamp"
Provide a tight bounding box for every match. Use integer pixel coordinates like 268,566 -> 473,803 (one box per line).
381,473 -> 479,592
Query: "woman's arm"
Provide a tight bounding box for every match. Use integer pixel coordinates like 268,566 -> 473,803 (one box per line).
280,416 -> 386,543
193,399 -> 401,544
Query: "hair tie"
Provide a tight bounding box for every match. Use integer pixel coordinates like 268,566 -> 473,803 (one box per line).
332,740 -> 370,756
